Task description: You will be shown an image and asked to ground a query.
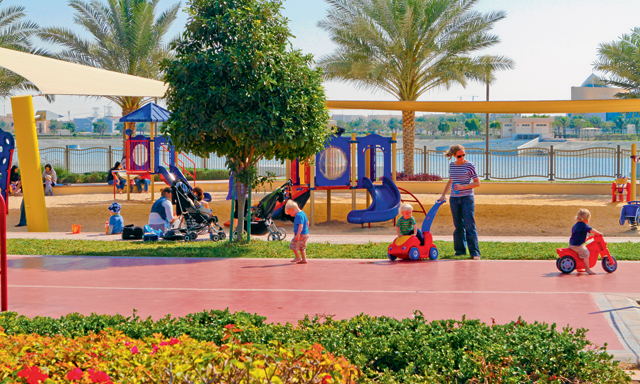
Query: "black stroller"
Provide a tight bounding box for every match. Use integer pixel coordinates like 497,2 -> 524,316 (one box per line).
172,181 -> 226,241
233,180 -> 293,241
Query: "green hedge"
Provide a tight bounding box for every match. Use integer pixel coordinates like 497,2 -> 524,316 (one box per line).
53,167 -> 229,184
0,310 -> 629,383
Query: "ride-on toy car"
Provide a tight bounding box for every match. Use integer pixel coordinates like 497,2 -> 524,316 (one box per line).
387,200 -> 445,261
555,233 -> 618,274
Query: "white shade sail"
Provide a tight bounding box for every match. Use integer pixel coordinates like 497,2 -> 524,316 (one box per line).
0,47 -> 168,97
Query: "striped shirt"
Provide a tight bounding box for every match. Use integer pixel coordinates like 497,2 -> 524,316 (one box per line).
449,161 -> 478,197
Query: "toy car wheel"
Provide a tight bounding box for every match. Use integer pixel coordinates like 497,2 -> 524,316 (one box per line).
557,256 -> 576,274
428,247 -> 439,260
277,228 -> 287,241
602,256 -> 618,273
268,233 -> 279,241
555,258 -> 562,271
210,234 -> 220,242
387,253 -> 397,261
408,247 -> 420,261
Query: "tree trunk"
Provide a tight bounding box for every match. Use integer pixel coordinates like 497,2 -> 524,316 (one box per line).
402,110 -> 416,175
236,183 -> 246,243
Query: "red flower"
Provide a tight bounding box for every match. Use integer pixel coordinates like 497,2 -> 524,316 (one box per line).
169,337 -> 180,345
150,344 -> 159,355
66,367 -> 84,380
159,341 -> 169,346
130,346 -> 139,354
87,368 -> 111,383
17,366 -> 49,384
322,374 -> 333,384
224,324 -> 236,329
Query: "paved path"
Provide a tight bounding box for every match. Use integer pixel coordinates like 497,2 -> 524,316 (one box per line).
5,255 -> 640,364
6,231 -> 640,243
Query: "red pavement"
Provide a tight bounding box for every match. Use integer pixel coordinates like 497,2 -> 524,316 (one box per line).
6,255 -> 640,358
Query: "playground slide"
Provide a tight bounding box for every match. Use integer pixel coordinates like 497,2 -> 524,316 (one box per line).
347,176 -> 401,225
158,165 -> 190,188
272,187 -> 310,222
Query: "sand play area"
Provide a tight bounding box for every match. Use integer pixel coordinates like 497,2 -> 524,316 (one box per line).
6,190 -> 639,239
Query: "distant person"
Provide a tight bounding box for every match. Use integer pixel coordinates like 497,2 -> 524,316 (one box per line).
438,144 -> 481,260
108,202 -> 124,234
42,164 -> 57,186
286,200 -> 309,264
148,187 -> 178,232
135,173 -> 151,193
107,161 -> 126,193
10,165 -> 22,196
569,209 -> 601,275
396,203 -> 424,245
44,175 -> 53,196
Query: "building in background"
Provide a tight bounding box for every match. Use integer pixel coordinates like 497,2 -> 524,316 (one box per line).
498,116 -> 555,139
34,110 -> 64,134
569,74 -> 627,121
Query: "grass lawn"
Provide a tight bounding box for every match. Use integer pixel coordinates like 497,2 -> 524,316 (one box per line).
7,239 -> 640,260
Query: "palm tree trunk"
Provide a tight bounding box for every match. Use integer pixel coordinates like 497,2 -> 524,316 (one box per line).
402,110 -> 415,175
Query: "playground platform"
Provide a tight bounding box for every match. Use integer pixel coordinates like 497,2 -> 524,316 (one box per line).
4,254 -> 640,366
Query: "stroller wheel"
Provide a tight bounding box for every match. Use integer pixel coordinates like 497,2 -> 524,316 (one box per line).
190,233 -> 198,241
184,234 -> 191,242
277,228 -> 287,241
210,233 -> 220,242
268,233 -> 279,241
220,231 -> 227,239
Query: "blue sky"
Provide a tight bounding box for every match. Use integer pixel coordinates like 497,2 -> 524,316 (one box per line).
4,0 -> 640,118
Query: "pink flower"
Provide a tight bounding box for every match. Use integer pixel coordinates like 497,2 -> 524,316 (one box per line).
130,346 -> 139,354
66,367 -> 84,380
124,341 -> 132,346
159,341 -> 169,346
87,368 -> 112,383
17,366 -> 49,384
150,344 -> 159,355
169,337 -> 180,346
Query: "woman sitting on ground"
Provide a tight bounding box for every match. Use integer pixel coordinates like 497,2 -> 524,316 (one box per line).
42,164 -> 57,186
107,162 -> 126,193
10,165 -> 22,196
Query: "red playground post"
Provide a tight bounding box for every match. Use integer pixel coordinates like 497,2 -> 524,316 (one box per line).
0,194 -> 6,311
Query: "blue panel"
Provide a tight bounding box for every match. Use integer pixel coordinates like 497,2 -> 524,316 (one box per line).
120,103 -> 171,123
356,134 -> 391,188
0,128 -> 15,203
315,135 -> 351,187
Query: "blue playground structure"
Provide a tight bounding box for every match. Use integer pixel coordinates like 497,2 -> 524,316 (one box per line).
619,201 -> 640,229
0,129 -> 15,212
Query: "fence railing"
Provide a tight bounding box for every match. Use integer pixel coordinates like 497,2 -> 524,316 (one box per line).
13,144 -> 637,181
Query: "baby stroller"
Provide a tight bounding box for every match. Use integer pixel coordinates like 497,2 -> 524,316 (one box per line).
233,180 -> 292,241
172,181 -> 226,241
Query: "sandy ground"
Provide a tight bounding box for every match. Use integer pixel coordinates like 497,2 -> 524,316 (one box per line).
6,190 -> 639,239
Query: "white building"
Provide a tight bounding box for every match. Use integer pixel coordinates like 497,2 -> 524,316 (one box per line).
498,116 -> 555,139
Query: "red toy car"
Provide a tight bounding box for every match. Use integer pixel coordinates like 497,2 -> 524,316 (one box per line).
387,200 -> 444,261
555,233 -> 617,274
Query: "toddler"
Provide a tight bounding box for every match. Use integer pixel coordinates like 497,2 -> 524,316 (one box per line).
569,209 -> 601,275
44,175 -> 53,196
396,203 -> 424,245
285,200 -> 309,264
108,202 -> 124,234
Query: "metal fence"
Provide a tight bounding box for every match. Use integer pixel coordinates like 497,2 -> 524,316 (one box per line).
13,144 -> 637,181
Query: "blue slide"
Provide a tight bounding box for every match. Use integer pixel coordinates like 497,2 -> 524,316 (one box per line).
347,176 -> 401,224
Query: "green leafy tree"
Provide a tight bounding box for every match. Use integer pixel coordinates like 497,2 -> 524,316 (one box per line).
388,117 -> 401,133
0,0 -> 49,99
92,119 -> 109,137
464,118 -> 482,133
48,119 -> 63,135
594,27 -> 640,98
317,0 -> 513,174
554,116 -> 569,137
162,0 -> 331,242
588,116 -> 603,128
39,0 -> 180,146
613,115 -> 626,134
62,122 -> 76,132
438,121 -> 451,134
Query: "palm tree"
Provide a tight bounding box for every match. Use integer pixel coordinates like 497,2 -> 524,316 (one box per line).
317,0 -> 514,174
594,27 -> 640,98
38,0 -> 180,144
0,0 -> 45,100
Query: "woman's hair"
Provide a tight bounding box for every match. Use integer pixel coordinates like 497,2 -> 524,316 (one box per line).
575,209 -> 591,222
400,203 -> 413,213
444,145 -> 465,160
193,186 -> 204,201
10,165 -> 18,174
44,163 -> 52,171
113,161 -> 121,169
285,200 -> 299,212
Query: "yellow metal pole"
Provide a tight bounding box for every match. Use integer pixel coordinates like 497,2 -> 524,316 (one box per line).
11,95 -> 49,232
126,174 -> 131,201
327,190 -> 331,222
286,159 -> 291,181
310,154 -> 316,226
392,133 -> 397,182
632,143 -> 637,200
150,121 -> 155,202
351,133 -> 356,211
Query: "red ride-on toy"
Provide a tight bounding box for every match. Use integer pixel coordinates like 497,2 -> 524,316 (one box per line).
555,233 -> 618,274
387,200 -> 445,261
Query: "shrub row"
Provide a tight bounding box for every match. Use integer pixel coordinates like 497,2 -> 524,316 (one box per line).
395,172 -> 442,181
0,310 -> 629,383
53,167 -> 229,185
0,325 -> 359,383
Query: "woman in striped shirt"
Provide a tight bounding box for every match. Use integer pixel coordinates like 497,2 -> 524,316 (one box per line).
438,145 -> 481,259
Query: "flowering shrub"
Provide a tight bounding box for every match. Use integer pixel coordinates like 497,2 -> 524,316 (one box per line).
0,325 -> 360,383
395,172 -> 442,181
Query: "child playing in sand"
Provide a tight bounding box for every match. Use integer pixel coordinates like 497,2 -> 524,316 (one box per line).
108,202 -> 124,234
569,209 -> 602,275
44,175 -> 53,196
396,203 -> 424,245
286,200 -> 309,264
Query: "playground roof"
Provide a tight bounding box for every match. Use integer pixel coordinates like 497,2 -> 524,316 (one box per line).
120,102 -> 170,122
326,99 -> 640,114
0,47 -> 167,97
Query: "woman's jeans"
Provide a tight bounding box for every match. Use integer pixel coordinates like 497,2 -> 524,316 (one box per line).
449,196 -> 480,257
135,179 -> 151,192
108,179 -> 126,190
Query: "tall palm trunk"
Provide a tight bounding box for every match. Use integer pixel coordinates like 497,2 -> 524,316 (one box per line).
402,110 -> 415,175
